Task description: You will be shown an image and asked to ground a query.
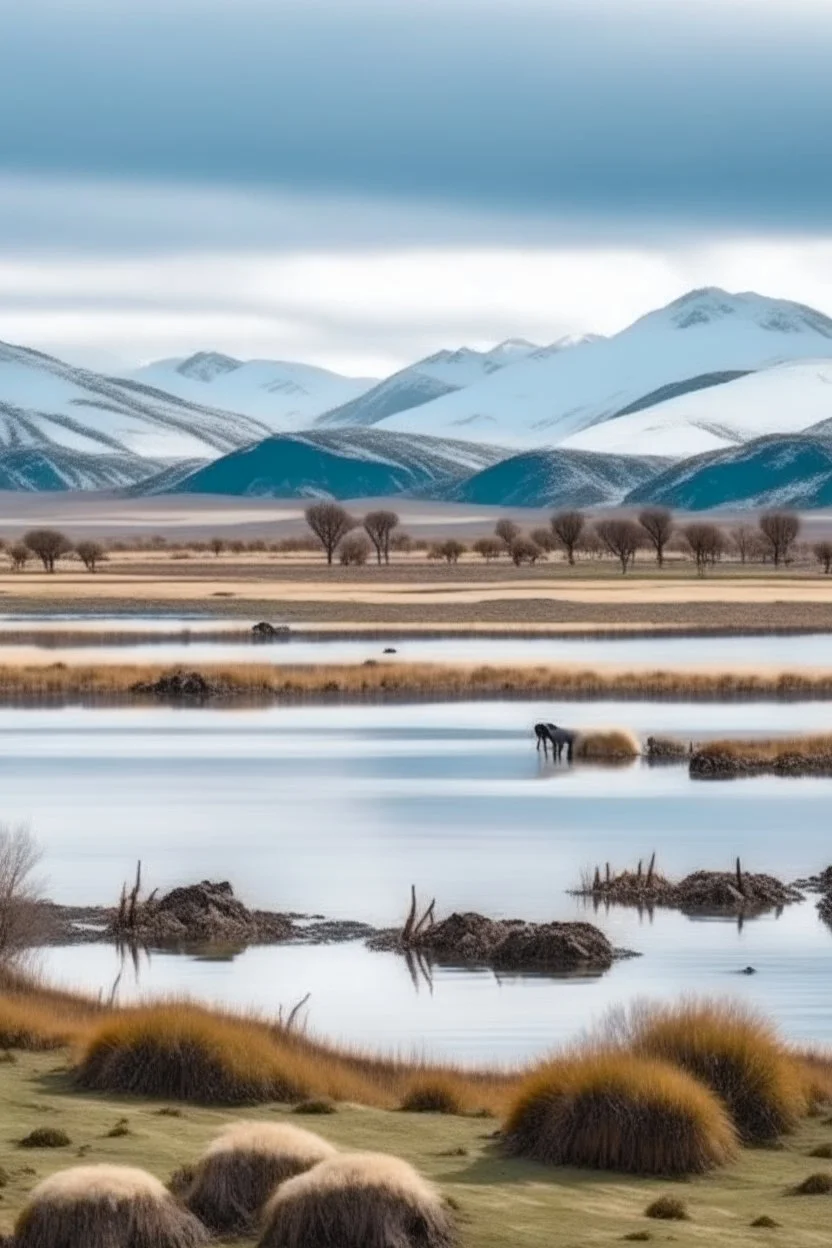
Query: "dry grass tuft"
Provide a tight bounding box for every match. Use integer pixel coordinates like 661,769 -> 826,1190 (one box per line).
503,1050 -> 737,1176
400,1077 -> 465,1115
292,1099 -> 337,1115
573,729 -> 641,761
644,1196 -> 688,1220
18,1127 -> 71,1149
183,1120 -> 337,1235
749,1214 -> 780,1228
14,1164 -> 208,1248
790,1172 -> 832,1195
258,1152 -> 456,1248
0,995 -> 82,1051
630,1001 -> 806,1143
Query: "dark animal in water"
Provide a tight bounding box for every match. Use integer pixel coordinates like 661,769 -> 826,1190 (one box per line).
535,722 -> 576,762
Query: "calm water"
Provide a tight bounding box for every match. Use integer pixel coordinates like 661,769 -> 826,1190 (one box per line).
3,699 -> 829,1061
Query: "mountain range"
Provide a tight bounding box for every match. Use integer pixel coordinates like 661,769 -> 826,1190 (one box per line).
3,287 -> 832,508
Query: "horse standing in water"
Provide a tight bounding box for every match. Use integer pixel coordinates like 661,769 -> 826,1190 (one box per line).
534,722 -> 576,762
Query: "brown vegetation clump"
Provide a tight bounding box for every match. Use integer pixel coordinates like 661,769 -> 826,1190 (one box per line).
790,1172 -> 832,1195
577,857 -> 676,908
690,734 -> 832,777
399,908 -> 615,973
644,1196 -> 688,1220
673,869 -> 801,913
400,1077 -> 465,1115
573,729 -> 640,761
645,735 -> 689,760
111,874 -> 291,945
258,1152 -> 456,1248
630,1001 -> 806,1143
14,1164 -> 208,1248
183,1121 -> 337,1235
18,1127 -> 71,1148
504,1051 -> 737,1176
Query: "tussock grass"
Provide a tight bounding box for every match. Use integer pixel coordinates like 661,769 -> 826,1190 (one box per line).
791,1172 -> 832,1195
573,728 -> 641,760
0,996 -> 82,1051
693,734 -> 832,764
630,1002 -> 806,1143
14,1164 -> 208,1248
258,1152 -> 456,1248
18,1128 -> 71,1149
400,1077 -> 466,1115
3,660 -> 832,704
183,1121 -> 337,1234
644,1196 -> 688,1220
504,1050 -> 737,1176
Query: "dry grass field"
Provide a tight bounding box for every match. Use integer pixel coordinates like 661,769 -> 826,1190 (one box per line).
3,1050 -> 832,1248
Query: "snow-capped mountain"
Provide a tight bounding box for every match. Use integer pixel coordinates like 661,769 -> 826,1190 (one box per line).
315,342 -> 540,429
623,433 -> 832,511
132,353 -> 377,429
0,447 -> 179,492
146,429 -> 507,499
0,340 -> 273,463
377,290 -> 832,447
444,447 -> 667,508
563,359 -> 832,458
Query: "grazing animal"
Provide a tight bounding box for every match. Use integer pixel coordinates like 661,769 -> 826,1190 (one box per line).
535,723 -> 558,756
535,723 -> 575,761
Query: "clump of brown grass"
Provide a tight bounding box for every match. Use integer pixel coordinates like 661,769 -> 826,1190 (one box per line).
790,1172 -> 832,1195
644,1196 -> 688,1220
14,1164 -> 208,1248
258,1153 -> 456,1248
0,996 -> 81,1050
292,1099 -> 336,1115
400,1076 -> 465,1115
183,1121 -> 337,1235
503,1050 -> 737,1176
630,1001 -> 806,1143
573,729 -> 640,761
809,1143 -> 832,1158
18,1128 -> 71,1149
750,1214 -> 780,1228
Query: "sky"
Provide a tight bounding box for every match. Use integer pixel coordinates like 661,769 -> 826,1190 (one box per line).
1,0 -> 832,375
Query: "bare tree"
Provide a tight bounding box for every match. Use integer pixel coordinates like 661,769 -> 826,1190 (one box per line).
550,510 -> 585,565
759,510 -> 800,568
595,518 -> 642,574
814,541 -> 832,574
473,536 -> 502,561
304,503 -> 356,565
9,543 -> 30,572
0,825 -> 44,961
362,510 -> 399,565
494,518 -> 520,548
732,525 -> 755,565
437,539 -> 465,564
209,536 -> 225,557
23,528 -> 72,573
530,527 -> 556,552
76,540 -> 106,572
683,523 -> 723,575
390,532 -> 413,554
338,532 -> 371,565
638,508 -> 673,567
509,536 -> 543,566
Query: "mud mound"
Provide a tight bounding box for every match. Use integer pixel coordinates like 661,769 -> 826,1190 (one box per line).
819,893 -> 832,926
112,881 -> 292,945
252,622 -> 290,638
675,871 -> 801,913
413,911 -> 615,972
131,670 -> 227,701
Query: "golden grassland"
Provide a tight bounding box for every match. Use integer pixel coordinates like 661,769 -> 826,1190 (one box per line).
2,659 -> 832,703
693,734 -> 832,763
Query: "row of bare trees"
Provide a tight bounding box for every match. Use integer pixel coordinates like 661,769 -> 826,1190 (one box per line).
2,530 -> 107,573
304,503 -> 403,565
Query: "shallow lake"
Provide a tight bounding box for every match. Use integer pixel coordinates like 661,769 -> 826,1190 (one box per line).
3,698 -> 830,1061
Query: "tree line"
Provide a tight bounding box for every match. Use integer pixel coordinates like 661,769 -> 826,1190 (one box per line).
302,503 -> 826,574
3,530 -> 107,573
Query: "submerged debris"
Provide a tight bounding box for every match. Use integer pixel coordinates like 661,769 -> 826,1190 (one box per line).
645,735 -> 691,761
575,856 -> 803,914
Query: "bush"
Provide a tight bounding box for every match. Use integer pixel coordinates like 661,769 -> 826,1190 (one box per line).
183,1121 -> 336,1235
338,533 -> 371,566
19,1128 -> 71,1148
791,1172 -> 832,1195
22,529 -> 72,573
400,1077 -> 464,1115
504,1050 -> 737,1175
750,1215 -> 780,1227
573,730 -> 641,761
14,1165 -> 207,1248
258,1152 -> 456,1248
644,1196 -> 688,1220
631,1001 -> 805,1143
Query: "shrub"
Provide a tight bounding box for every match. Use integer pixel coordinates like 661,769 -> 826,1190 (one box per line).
23,528 -> 72,573
631,1001 -> 805,1143
75,1006 -> 310,1105
573,729 -> 640,761
400,1077 -> 464,1115
791,1172 -> 832,1195
644,1196 -> 688,1220
292,1099 -> 336,1115
810,1143 -> 832,1158
258,1152 -> 456,1248
14,1164 -> 207,1248
750,1215 -> 780,1227
19,1127 -> 71,1148
338,533 -> 371,566
183,1121 -> 336,1235
503,1050 -> 737,1176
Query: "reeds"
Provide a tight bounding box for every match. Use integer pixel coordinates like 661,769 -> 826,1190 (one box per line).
691,733 -> 832,775
1,660 -> 832,704
504,1050 -> 738,1176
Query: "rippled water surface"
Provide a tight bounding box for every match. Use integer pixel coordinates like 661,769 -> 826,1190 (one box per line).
3,698 -> 828,1060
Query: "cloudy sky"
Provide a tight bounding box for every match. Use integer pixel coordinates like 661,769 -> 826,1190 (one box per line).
2,0 -> 832,375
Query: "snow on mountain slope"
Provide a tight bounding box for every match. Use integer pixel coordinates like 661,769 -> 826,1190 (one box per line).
150,429 -> 507,499
624,433 -> 832,511
380,290 -> 832,446
133,353 -> 377,429
315,341 -> 540,429
0,447 -> 174,491
562,359 -> 832,458
444,447 -> 667,508
0,340 -> 272,460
